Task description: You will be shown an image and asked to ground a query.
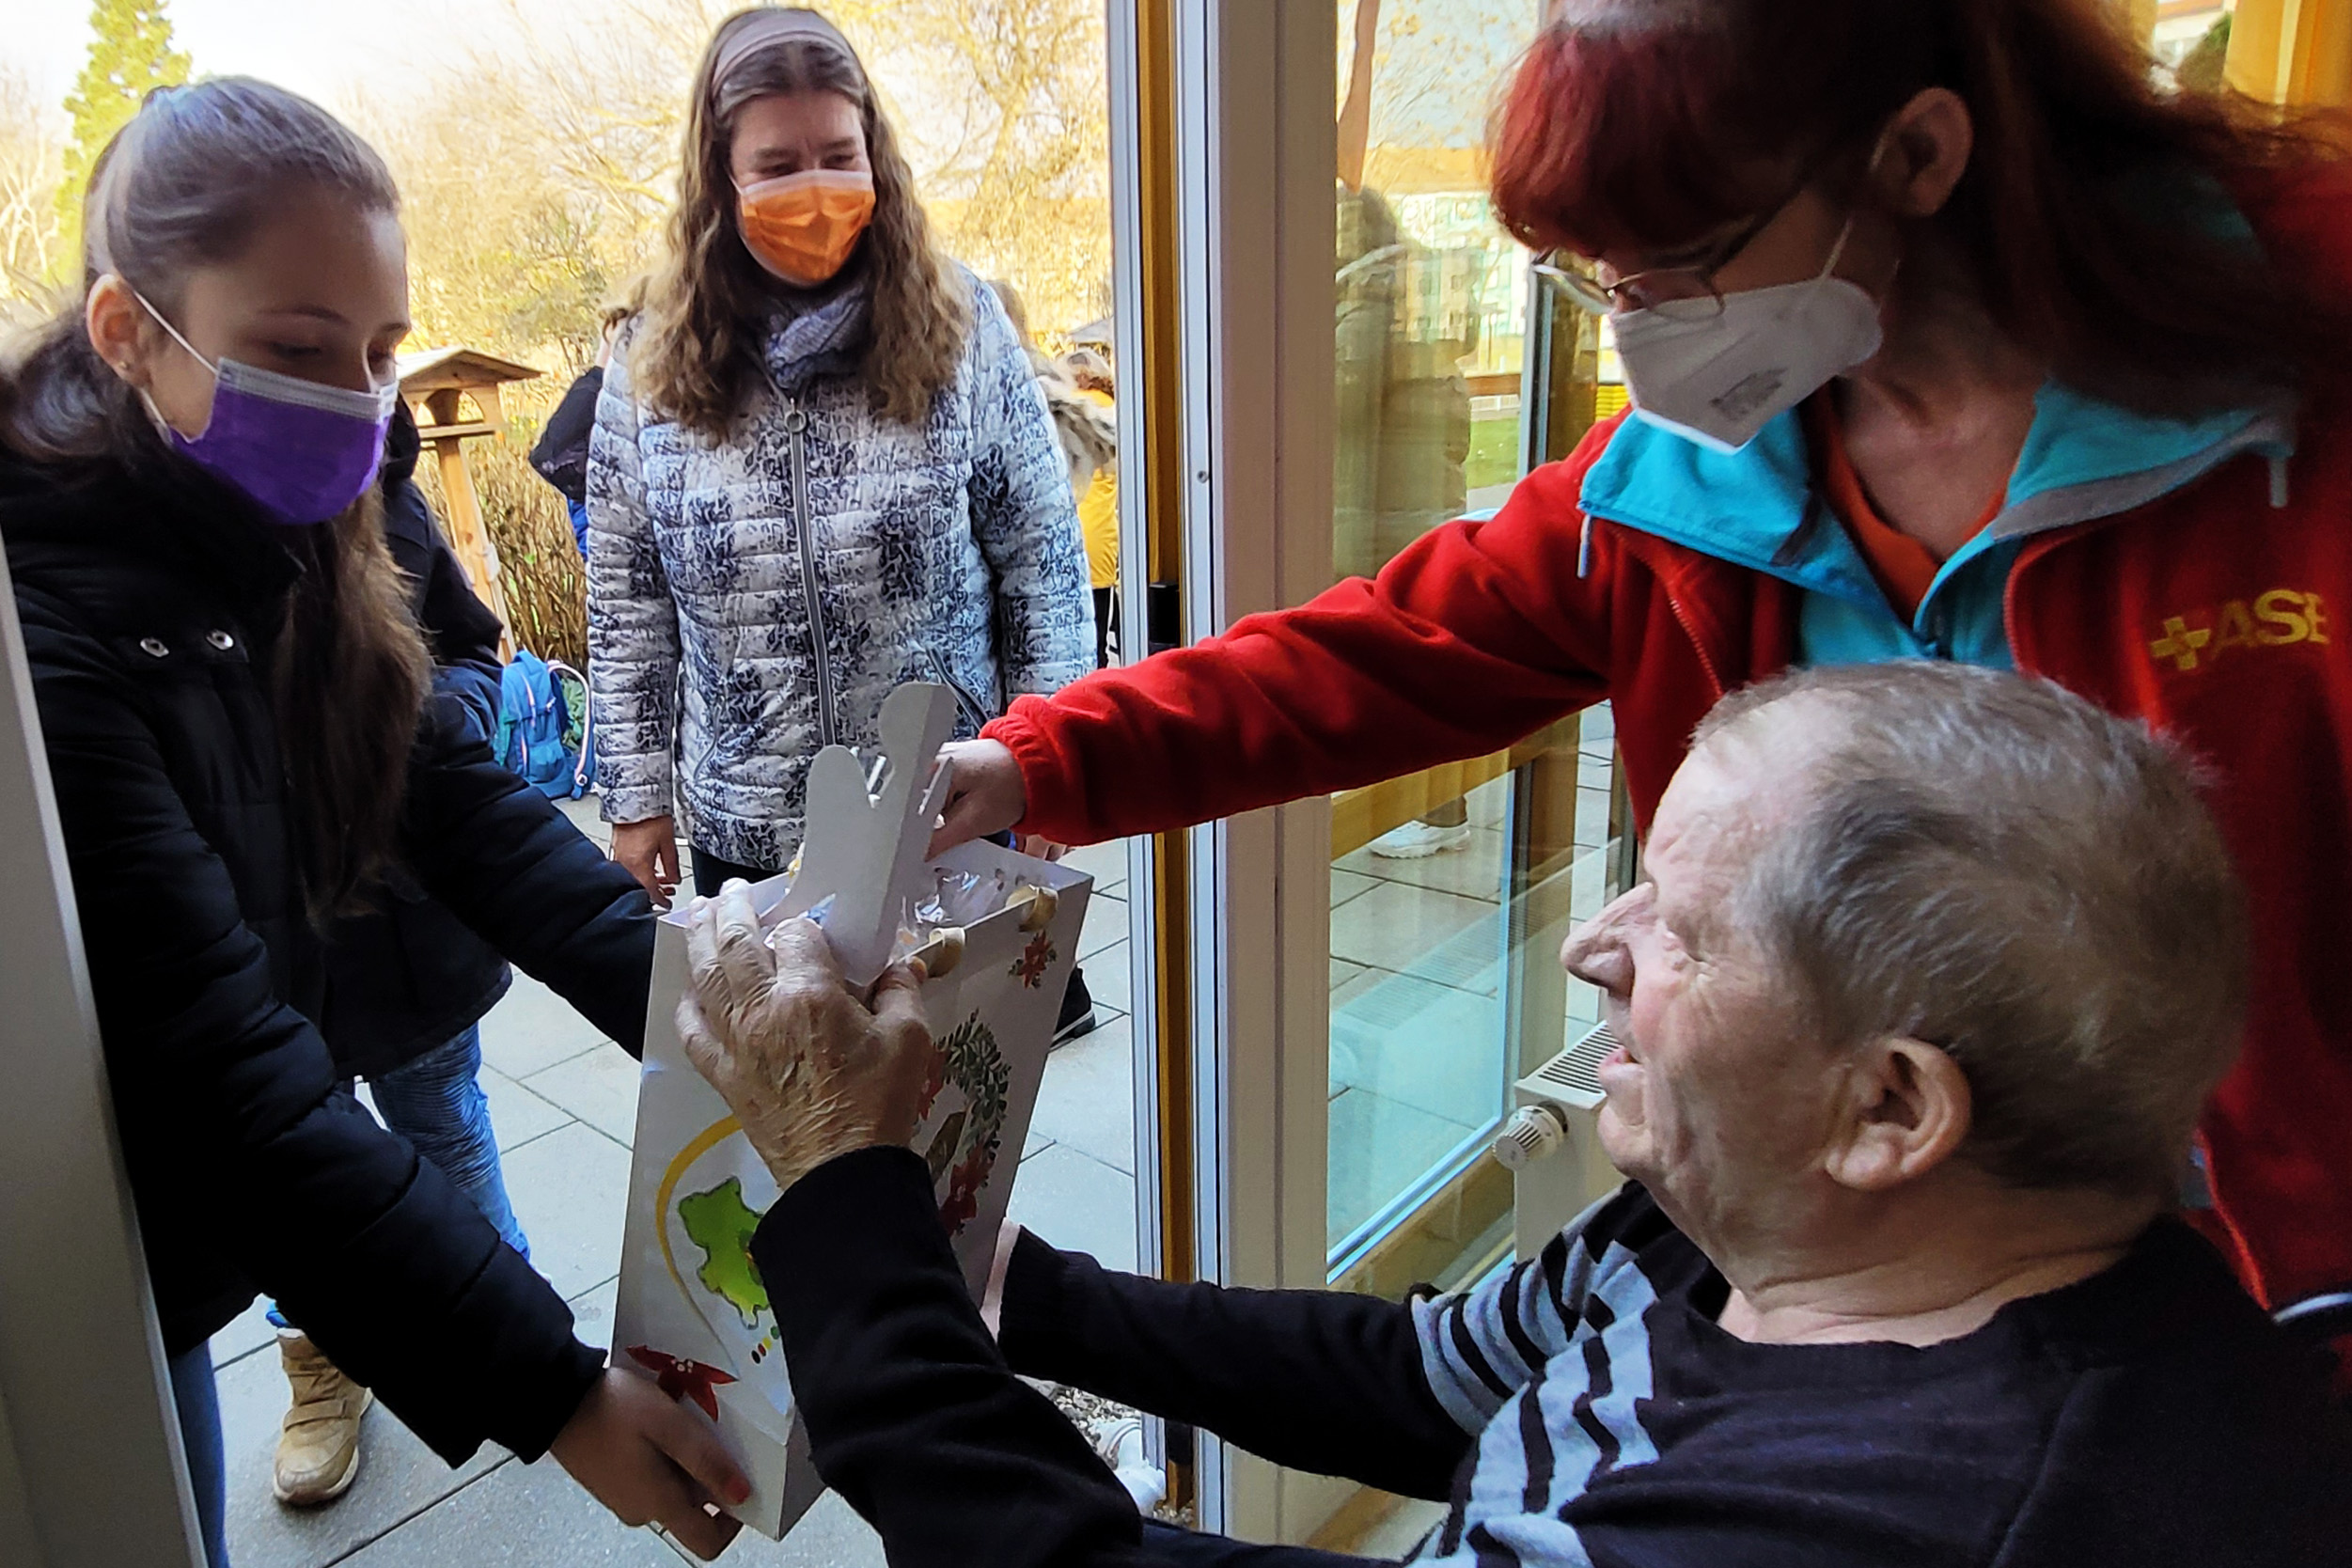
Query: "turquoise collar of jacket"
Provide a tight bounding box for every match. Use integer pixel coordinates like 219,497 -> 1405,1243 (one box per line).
1575,385 -> 2299,589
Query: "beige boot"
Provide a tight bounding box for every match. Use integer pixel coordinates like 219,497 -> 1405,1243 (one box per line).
273,1328 -> 371,1506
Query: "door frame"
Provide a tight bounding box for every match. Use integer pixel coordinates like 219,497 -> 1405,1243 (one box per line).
1153,0 -> 1348,1541
0,547 -> 205,1568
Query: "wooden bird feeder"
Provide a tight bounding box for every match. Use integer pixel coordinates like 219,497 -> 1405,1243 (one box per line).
396,347 -> 543,650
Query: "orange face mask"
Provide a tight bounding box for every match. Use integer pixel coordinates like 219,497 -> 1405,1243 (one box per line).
736,169 -> 876,287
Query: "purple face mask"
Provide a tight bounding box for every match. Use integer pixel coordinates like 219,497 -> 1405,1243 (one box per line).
133,289 -> 399,526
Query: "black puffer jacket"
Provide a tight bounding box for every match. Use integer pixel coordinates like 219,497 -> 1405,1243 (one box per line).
318,408 -> 514,1078
528,366 -> 601,506
0,442 -> 651,1466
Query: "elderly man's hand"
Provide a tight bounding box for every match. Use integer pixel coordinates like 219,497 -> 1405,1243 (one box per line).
678,881 -> 937,1195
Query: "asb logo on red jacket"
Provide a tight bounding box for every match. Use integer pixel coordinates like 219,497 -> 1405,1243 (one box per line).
2148,589 -> 2331,673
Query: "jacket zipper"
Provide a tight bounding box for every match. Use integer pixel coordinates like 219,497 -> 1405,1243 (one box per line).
1612,525 -> 1729,698
921,642 -> 995,733
783,397 -> 837,749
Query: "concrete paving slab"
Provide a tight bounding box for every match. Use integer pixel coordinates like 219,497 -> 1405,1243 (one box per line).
567,1275 -> 621,1357
1330,880 -> 1500,980
333,1450 -> 672,1568
1058,839 -> 1129,900
1086,943 -> 1134,1018
212,1293 -> 283,1372
1335,825 -> 1508,903
214,1333 -> 508,1568
1077,892 -> 1128,961
553,794 -> 612,850
502,1123 -> 634,1301
1327,1088 -> 1482,1245
1576,786 -> 1611,852
522,1042 -> 643,1148
1329,971 -> 1507,1131
1027,1013 -> 1136,1175
1007,1144 -> 1138,1274
479,972 -> 608,1081
481,1065 -> 572,1154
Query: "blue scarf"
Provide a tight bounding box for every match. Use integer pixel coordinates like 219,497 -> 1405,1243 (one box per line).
760,275 -> 871,395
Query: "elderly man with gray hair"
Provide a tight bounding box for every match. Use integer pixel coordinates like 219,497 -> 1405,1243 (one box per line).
678,663 -> 2352,1568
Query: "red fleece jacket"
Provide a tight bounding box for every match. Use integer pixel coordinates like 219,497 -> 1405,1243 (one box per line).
987,172 -> 2352,1314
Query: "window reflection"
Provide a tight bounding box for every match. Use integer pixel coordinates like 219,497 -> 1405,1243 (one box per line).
1326,0 -> 1542,1274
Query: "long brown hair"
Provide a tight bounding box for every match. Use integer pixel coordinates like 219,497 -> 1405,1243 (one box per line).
0,79 -> 430,920
1490,0 -> 2352,416
633,8 -> 971,437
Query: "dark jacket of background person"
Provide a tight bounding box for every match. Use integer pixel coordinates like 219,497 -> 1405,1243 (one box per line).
318,404 -> 515,1079
753,1149 -> 2352,1568
530,365 -> 604,507
0,446 -> 652,1464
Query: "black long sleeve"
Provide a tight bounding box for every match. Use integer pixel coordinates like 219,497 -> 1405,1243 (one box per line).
402,698 -> 654,1054
999,1233 -> 1470,1501
758,1148 -> 1158,1567
16,604 -> 602,1464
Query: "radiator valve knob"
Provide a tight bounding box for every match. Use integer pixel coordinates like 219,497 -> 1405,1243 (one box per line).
1493,1104 -> 1568,1170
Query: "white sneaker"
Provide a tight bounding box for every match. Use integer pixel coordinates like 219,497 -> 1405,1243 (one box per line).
1369,820 -> 1473,859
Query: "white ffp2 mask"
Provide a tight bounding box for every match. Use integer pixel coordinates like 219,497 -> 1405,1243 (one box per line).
1611,218 -> 1884,455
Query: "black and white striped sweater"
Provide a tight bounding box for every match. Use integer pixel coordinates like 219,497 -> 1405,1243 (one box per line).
758,1152 -> 2352,1567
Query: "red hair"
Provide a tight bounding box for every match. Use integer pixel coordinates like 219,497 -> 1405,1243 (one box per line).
1489,0 -> 2352,416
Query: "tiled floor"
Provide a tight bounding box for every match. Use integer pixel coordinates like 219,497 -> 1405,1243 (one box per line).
214,802 -> 1141,1568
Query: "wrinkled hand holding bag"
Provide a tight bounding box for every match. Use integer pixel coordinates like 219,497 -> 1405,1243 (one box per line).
611,683 -> 1091,1537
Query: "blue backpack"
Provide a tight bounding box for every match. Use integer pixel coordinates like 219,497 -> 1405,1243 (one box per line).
496,650 -> 595,800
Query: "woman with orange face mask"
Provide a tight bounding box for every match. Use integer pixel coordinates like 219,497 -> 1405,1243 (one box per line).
587,7 -> 1092,916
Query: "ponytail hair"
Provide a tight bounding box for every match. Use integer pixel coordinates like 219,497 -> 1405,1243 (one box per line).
0,78 -> 431,919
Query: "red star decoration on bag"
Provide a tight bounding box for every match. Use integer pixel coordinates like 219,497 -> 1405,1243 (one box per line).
624,1345 -> 738,1421
1009,930 -> 1056,989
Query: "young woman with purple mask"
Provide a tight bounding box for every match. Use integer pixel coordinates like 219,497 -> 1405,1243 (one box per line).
0,80 -> 745,1565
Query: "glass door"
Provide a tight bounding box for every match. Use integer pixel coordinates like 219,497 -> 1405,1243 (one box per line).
1148,0 -> 1637,1543
1324,0 -> 1611,1304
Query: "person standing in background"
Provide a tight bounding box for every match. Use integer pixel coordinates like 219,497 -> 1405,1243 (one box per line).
1060,346 -> 1120,668
588,7 -> 1090,924
530,290 -> 642,557
1334,182 -> 1480,860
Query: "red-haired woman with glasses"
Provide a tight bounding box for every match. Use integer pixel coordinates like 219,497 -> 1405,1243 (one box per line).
935,0 -> 2352,1340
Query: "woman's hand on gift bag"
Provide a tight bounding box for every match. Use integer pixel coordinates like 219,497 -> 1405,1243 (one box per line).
679,880 -> 937,1194
929,739 -> 1027,855
550,1366 -> 747,1560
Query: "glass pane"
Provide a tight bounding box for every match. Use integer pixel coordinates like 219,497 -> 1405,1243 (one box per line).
1327,0 -> 1544,1274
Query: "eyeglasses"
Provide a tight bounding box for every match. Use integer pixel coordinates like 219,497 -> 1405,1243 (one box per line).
1529,162 -> 1826,322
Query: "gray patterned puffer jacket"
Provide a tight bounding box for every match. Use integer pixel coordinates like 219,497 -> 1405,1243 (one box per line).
586,269 -> 1091,870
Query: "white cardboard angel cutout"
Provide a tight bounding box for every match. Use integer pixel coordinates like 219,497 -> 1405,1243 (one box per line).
768,682 -> 958,986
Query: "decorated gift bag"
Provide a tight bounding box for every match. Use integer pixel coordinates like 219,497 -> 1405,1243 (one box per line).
611,683 -> 1091,1539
